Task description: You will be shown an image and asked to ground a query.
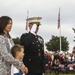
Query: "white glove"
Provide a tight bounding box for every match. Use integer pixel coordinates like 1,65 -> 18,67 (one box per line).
30,24 -> 37,35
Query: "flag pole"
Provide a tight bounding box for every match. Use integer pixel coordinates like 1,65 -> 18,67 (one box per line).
59,8 -> 61,52
26,10 -> 29,30
27,10 -> 29,19
58,7 -> 61,52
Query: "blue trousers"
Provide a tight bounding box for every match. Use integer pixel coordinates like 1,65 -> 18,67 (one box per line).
27,73 -> 43,75
14,71 -> 23,75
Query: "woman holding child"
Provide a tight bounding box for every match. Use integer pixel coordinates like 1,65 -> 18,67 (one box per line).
0,16 -> 28,75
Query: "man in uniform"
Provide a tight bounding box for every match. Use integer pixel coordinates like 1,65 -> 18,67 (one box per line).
20,17 -> 45,75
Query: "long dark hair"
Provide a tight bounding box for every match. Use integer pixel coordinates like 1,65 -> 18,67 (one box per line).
0,16 -> 12,36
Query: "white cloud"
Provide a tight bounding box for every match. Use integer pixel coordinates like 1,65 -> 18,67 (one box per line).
0,0 -> 75,52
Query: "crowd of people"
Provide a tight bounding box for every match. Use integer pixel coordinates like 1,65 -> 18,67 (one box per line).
44,51 -> 75,74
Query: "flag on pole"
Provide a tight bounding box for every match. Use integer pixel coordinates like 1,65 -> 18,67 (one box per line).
58,8 -> 60,29
57,8 -> 61,52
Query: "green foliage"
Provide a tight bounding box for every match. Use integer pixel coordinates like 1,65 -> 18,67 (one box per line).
12,37 -> 20,44
72,28 -> 75,42
74,36 -> 75,42
73,40 -> 75,42
45,35 -> 69,52
72,28 -> 75,33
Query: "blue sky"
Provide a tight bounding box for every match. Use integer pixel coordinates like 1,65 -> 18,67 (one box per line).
0,0 -> 75,52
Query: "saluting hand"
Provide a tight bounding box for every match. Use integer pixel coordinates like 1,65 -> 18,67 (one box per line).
30,24 -> 37,35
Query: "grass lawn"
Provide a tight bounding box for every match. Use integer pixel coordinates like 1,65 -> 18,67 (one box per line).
45,73 -> 75,75
44,70 -> 75,75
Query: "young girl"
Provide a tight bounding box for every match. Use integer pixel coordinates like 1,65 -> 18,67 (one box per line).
11,44 -> 28,75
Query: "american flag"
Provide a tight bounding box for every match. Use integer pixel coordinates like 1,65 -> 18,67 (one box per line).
58,8 -> 60,29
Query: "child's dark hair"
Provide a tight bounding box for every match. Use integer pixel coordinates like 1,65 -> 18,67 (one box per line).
11,44 -> 24,58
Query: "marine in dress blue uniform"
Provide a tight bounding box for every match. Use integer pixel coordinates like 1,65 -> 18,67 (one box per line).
20,17 -> 45,75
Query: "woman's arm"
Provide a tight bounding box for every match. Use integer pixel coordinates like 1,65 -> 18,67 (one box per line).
0,36 -> 22,70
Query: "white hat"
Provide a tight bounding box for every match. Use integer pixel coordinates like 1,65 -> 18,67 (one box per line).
26,17 -> 42,25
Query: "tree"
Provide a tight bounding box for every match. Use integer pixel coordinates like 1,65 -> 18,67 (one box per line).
74,36 -> 75,42
73,46 -> 75,52
12,37 -> 20,44
72,28 -> 75,42
45,35 -> 69,52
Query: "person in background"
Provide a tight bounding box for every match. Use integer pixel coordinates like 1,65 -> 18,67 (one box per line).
68,53 -> 74,63
20,17 -> 45,75
0,16 -> 26,75
11,44 -> 28,75
47,53 -> 52,72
